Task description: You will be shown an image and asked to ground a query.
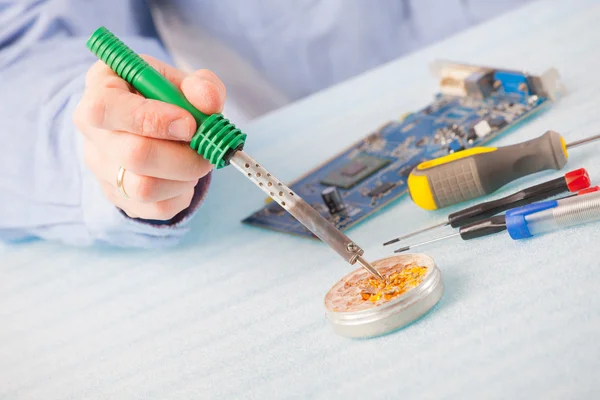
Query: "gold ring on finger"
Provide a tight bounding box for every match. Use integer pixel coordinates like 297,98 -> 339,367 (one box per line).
116,166 -> 129,199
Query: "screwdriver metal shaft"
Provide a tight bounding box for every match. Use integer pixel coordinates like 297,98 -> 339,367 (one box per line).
407,131 -> 600,211
383,221 -> 449,246
566,133 -> 600,149
394,187 -> 600,253
385,168 -> 590,246
394,233 -> 460,253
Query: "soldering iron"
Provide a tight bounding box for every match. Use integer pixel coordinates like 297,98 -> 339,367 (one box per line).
87,27 -> 384,280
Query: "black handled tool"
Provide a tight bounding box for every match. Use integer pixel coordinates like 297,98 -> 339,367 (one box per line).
407,131 -> 600,210
384,168 -> 590,246
393,186 -> 599,253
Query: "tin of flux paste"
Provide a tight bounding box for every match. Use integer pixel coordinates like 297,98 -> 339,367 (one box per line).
324,254 -> 444,338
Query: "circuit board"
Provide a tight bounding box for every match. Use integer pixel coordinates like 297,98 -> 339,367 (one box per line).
242,61 -> 562,238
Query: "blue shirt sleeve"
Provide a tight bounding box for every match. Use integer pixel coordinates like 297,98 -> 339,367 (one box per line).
0,0 -> 209,247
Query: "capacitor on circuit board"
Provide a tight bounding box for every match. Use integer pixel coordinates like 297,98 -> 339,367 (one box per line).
321,186 -> 346,214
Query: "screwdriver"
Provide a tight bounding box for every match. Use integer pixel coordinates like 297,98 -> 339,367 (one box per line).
384,168 -> 591,245
394,186 -> 600,253
559,185 -> 600,199
86,27 -> 384,280
407,130 -> 600,210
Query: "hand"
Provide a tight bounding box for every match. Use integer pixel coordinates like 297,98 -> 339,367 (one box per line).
74,55 -> 226,220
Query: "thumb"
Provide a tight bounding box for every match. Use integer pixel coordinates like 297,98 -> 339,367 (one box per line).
180,69 -> 226,116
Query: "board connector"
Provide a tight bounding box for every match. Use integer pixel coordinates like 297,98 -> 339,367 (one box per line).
243,59 -> 562,239
431,60 -> 564,101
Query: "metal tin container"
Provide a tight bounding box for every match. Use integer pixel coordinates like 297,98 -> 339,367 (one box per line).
324,253 -> 443,338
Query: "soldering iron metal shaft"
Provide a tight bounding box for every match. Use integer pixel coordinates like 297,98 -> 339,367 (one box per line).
85,27 -> 383,281
229,151 -> 384,281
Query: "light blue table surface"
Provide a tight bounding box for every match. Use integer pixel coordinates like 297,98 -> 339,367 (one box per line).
2,0 -> 600,398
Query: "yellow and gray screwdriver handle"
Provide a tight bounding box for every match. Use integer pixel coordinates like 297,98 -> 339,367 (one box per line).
407,130 -> 568,210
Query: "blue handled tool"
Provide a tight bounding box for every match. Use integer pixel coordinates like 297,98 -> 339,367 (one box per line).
394,187 -> 600,252
383,168 -> 590,246
505,189 -> 600,239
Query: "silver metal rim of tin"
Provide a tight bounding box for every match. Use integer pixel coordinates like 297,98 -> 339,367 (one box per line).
324,253 -> 444,339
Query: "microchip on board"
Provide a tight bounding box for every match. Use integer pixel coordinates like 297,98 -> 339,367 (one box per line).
242,62 -> 560,239
367,182 -> 397,197
340,161 -> 367,177
321,153 -> 391,189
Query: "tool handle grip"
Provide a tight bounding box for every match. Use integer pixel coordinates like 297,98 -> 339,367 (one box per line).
86,28 -> 209,123
408,130 -> 568,210
447,168 -> 589,227
86,26 -> 246,168
507,191 -> 600,239
458,215 -> 507,240
447,176 -> 567,227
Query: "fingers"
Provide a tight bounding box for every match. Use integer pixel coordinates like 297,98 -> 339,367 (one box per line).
102,182 -> 196,221
142,55 -> 188,88
78,59 -> 227,141
85,60 -> 132,91
86,140 -> 198,221
180,69 -> 226,114
77,57 -> 225,221
84,139 -> 205,198
118,172 -> 198,204
77,87 -> 196,140
87,130 -> 212,181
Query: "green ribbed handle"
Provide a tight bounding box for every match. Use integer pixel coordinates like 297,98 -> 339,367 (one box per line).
86,26 -> 246,168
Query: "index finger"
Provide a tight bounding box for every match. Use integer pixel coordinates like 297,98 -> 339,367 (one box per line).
83,55 -> 198,140
79,87 -> 197,141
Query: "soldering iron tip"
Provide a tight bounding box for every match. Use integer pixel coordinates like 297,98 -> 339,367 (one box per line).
356,256 -> 385,281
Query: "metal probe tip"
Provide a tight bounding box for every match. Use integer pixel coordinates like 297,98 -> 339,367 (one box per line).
393,232 -> 461,253
394,246 -> 411,253
566,133 -> 600,149
383,221 -> 449,246
356,256 -> 385,281
383,238 -> 401,246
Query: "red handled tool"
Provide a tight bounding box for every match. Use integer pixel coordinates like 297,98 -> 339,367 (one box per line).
384,168 -> 591,246
393,186 -> 599,253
